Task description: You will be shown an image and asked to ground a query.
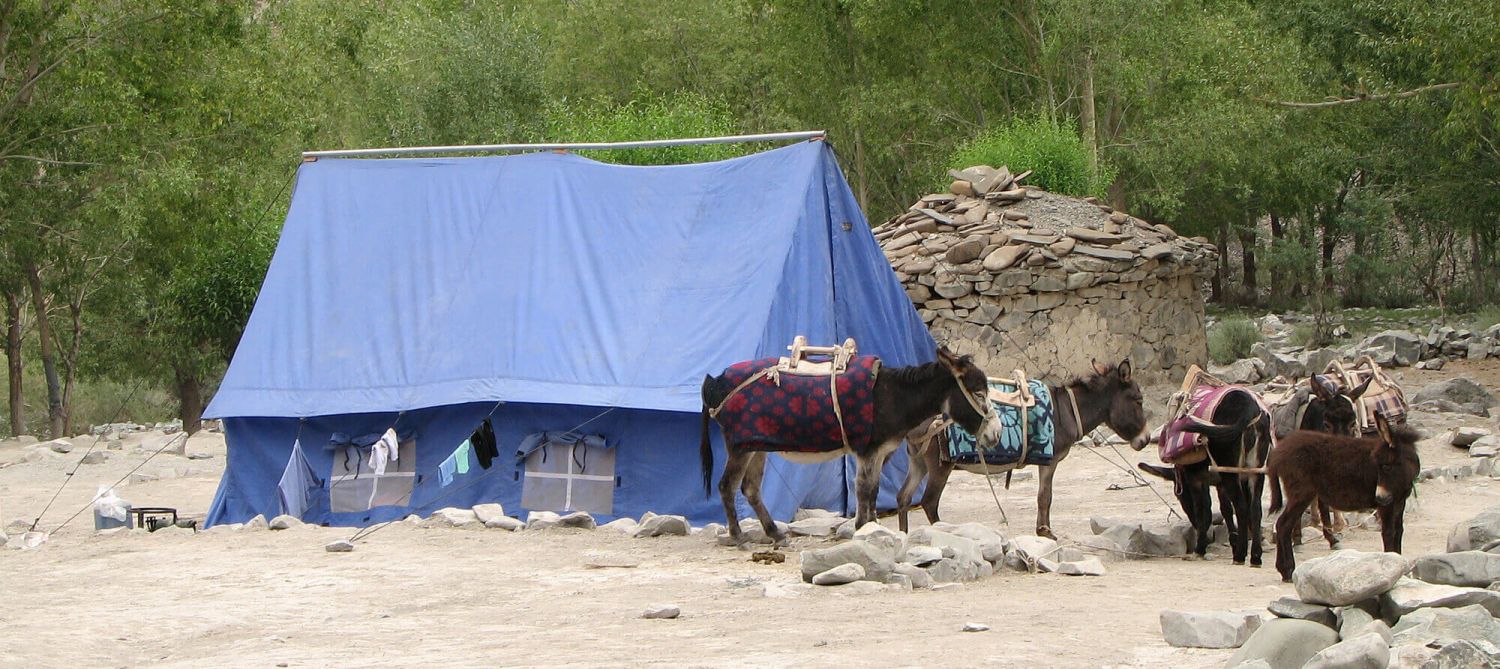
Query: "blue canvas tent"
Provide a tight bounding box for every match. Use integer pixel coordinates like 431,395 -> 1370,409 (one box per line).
203,138 -> 935,528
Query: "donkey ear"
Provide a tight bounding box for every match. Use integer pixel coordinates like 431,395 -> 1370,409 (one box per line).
936,346 -> 960,368
1348,376 -> 1373,399
1117,358 -> 1132,381
1309,374 -> 1332,400
1092,358 -> 1110,376
1374,412 -> 1395,447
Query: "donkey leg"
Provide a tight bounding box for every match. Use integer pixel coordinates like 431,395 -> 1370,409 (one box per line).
739,452 -> 785,545
1221,482 -> 1249,564
1380,499 -> 1407,553
1244,474 -> 1265,567
920,456 -> 955,525
717,448 -> 753,544
1275,498 -> 1314,582
1036,463 -> 1060,540
1317,501 -> 1341,550
896,442 -> 928,534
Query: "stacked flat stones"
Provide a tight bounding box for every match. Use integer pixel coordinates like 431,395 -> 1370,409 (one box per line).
875,165 -> 1219,380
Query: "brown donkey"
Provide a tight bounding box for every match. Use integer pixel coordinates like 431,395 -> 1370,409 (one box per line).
1268,413 -> 1421,582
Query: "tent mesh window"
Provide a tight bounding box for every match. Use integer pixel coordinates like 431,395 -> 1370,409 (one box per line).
520,436 -> 615,515
329,436 -> 417,513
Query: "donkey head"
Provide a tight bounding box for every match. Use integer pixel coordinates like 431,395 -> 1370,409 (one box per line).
936,346 -> 1001,448
1091,358 -> 1149,450
1371,412 -> 1421,506
1308,374 -> 1371,436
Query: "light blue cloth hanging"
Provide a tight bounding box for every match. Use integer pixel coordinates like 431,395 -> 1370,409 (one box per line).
438,439 -> 473,487
276,438 -> 320,519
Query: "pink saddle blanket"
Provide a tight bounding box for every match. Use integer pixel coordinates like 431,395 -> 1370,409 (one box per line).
1159,384 -> 1271,464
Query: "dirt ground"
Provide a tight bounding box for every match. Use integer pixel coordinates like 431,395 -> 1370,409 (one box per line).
2,360 -> 1499,669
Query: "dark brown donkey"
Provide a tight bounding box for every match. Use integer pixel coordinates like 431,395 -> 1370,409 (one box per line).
1268,413 -> 1421,582
895,359 -> 1150,537
700,347 -> 1000,546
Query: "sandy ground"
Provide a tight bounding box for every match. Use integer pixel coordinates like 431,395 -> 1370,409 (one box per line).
2,361 -> 1499,669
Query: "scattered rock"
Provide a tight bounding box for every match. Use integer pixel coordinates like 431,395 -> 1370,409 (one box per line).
1382,577 -> 1500,618
962,622 -> 990,633
526,510 -> 595,530
1454,427 -> 1493,448
269,515 -> 303,530
800,541 -> 894,583
1225,618 -> 1340,669
79,451 -> 107,465
633,514 -> 690,538
1302,632 -> 1390,669
939,522 -> 1010,563
1390,604 -> 1500,647
599,518 -> 639,534
1417,639 -> 1500,668
1057,557 -> 1106,576
1412,551 -> 1500,588
852,522 -> 907,562
1448,507 -> 1500,552
787,516 -> 847,537
424,507 -> 481,529
1360,330 -> 1426,367
1268,596 -> 1337,628
893,563 -> 934,589
1337,602 -> 1382,641
903,545 -> 944,567
485,516 -> 524,531
1003,534 -> 1059,571
812,563 -> 866,586
325,540 -> 354,553
471,503 -> 507,526
641,605 -> 680,620
1414,378 -> 1498,414
1295,550 -> 1410,606
45,439 -> 73,454
1159,610 -> 1263,648
244,514 -> 269,531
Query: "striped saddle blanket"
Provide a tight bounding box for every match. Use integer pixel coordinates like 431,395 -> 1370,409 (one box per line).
1159,384 -> 1270,465
947,378 -> 1055,469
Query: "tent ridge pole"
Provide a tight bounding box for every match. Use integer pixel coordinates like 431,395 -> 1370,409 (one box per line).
302,130 -> 827,160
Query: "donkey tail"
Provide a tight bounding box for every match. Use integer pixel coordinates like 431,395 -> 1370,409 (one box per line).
700,404 -> 714,499
1269,470 -> 1284,513
1180,413 -> 1256,442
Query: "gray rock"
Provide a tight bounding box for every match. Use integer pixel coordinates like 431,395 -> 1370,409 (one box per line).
599,518 -> 639,534
893,563 -> 935,589
1268,596 -> 1337,628
79,451 -> 107,465
1414,378 -> 1499,411
1362,330 -> 1426,366
885,573 -> 913,590
908,527 -> 982,568
1413,551 -> 1500,587
1449,507 -> 1500,552
1417,640 -> 1500,668
1159,610 -> 1262,648
325,540 -> 354,552
526,510 -> 595,530
424,507 -> 481,528
471,503 -> 507,525
852,522 -> 907,563
1057,557 -> 1106,576
485,516 -> 525,531
1455,428 -> 1495,448
1225,618 -> 1340,669
1004,534 -> 1060,571
1295,550 -> 1410,606
641,605 -> 680,620
1302,632 -> 1390,669
940,522 -> 1010,563
269,515 -> 303,530
812,562 -> 866,586
1210,359 -> 1263,385
787,516 -> 847,537
903,545 -> 944,566
1382,577 -> 1500,618
633,514 -> 689,538
45,438 -> 73,454
1337,602 -> 1381,640
1475,445 -> 1500,458
1071,534 -> 1124,562
1391,604 -> 1500,647
1253,341 -> 1307,379
1227,661 -> 1272,669
1417,358 -> 1447,371
245,514 -> 269,531
800,541 -> 894,583
962,622 -> 990,632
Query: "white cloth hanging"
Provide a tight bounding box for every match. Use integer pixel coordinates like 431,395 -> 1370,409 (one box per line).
369,428 -> 400,475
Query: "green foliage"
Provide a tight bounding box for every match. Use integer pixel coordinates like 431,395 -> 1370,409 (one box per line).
544,93 -> 751,165
1208,318 -> 1263,364
947,116 -> 1113,197
1469,306 -> 1500,333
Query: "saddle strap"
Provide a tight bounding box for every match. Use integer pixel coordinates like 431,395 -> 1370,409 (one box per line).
709,363 -> 856,453
707,366 -> 778,419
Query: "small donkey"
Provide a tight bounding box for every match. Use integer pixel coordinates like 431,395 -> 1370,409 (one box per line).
1268,413 -> 1421,582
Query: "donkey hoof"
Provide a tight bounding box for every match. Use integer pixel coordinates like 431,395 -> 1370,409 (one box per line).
1249,562 -> 1263,568
1036,527 -> 1057,540
1330,542 -> 1343,550
1232,560 -> 1245,566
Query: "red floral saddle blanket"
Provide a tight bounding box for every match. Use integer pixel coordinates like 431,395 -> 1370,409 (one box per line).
714,356 -> 880,453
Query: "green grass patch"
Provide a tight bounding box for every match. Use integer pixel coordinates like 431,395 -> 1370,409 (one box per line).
1208,318 -> 1263,364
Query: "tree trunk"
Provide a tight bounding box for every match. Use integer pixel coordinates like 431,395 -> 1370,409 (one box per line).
24,263 -> 63,437
1320,217 -> 1337,292
1211,223 -> 1227,302
1239,223 -> 1258,300
4,290 -> 22,437
60,296 -> 81,435
1080,51 -> 1098,172
1267,214 -> 1283,300
174,364 -> 204,436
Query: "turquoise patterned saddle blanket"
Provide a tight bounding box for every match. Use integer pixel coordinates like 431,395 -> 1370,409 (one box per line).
947,378 -> 1056,468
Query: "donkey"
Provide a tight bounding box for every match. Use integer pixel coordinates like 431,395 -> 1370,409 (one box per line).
1136,388 -> 1273,565
895,359 -> 1150,537
1268,413 -> 1421,582
1271,375 -> 1372,542
700,346 -> 1000,546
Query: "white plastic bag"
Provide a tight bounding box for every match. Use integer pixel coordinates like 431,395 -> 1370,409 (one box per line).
93,486 -> 129,523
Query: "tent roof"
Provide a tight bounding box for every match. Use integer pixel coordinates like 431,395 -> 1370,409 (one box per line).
205,140 -> 932,419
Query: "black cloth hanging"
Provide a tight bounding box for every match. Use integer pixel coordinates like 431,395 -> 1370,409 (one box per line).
470,419 -> 499,470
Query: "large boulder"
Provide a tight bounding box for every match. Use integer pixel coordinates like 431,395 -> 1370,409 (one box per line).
1268,596 -> 1337,628
1413,640 -> 1500,668
1412,551 -> 1500,587
1360,330 -> 1426,367
1295,550 -> 1410,606
892,563 -> 934,589
1448,507 -> 1500,552
1301,632 -> 1390,669
1381,577 -> 1500,618
1390,604 -> 1500,647
1252,341 -> 1306,379
1225,618 -> 1340,668
852,522 -> 907,563
1209,358 -> 1264,385
799,541 -> 894,583
1414,379 -> 1499,415
1159,610 -> 1262,648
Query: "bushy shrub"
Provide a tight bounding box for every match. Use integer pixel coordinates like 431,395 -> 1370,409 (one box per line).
1208,318 -> 1263,364
946,115 -> 1113,198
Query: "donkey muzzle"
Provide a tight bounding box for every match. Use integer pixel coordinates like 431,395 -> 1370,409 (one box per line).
1375,485 -> 1393,506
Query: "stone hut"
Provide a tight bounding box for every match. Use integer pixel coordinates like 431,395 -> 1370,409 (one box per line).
875,166 -> 1219,382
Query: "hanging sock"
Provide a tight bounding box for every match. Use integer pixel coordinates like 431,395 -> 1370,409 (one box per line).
369,428 -> 399,475
438,439 -> 473,487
